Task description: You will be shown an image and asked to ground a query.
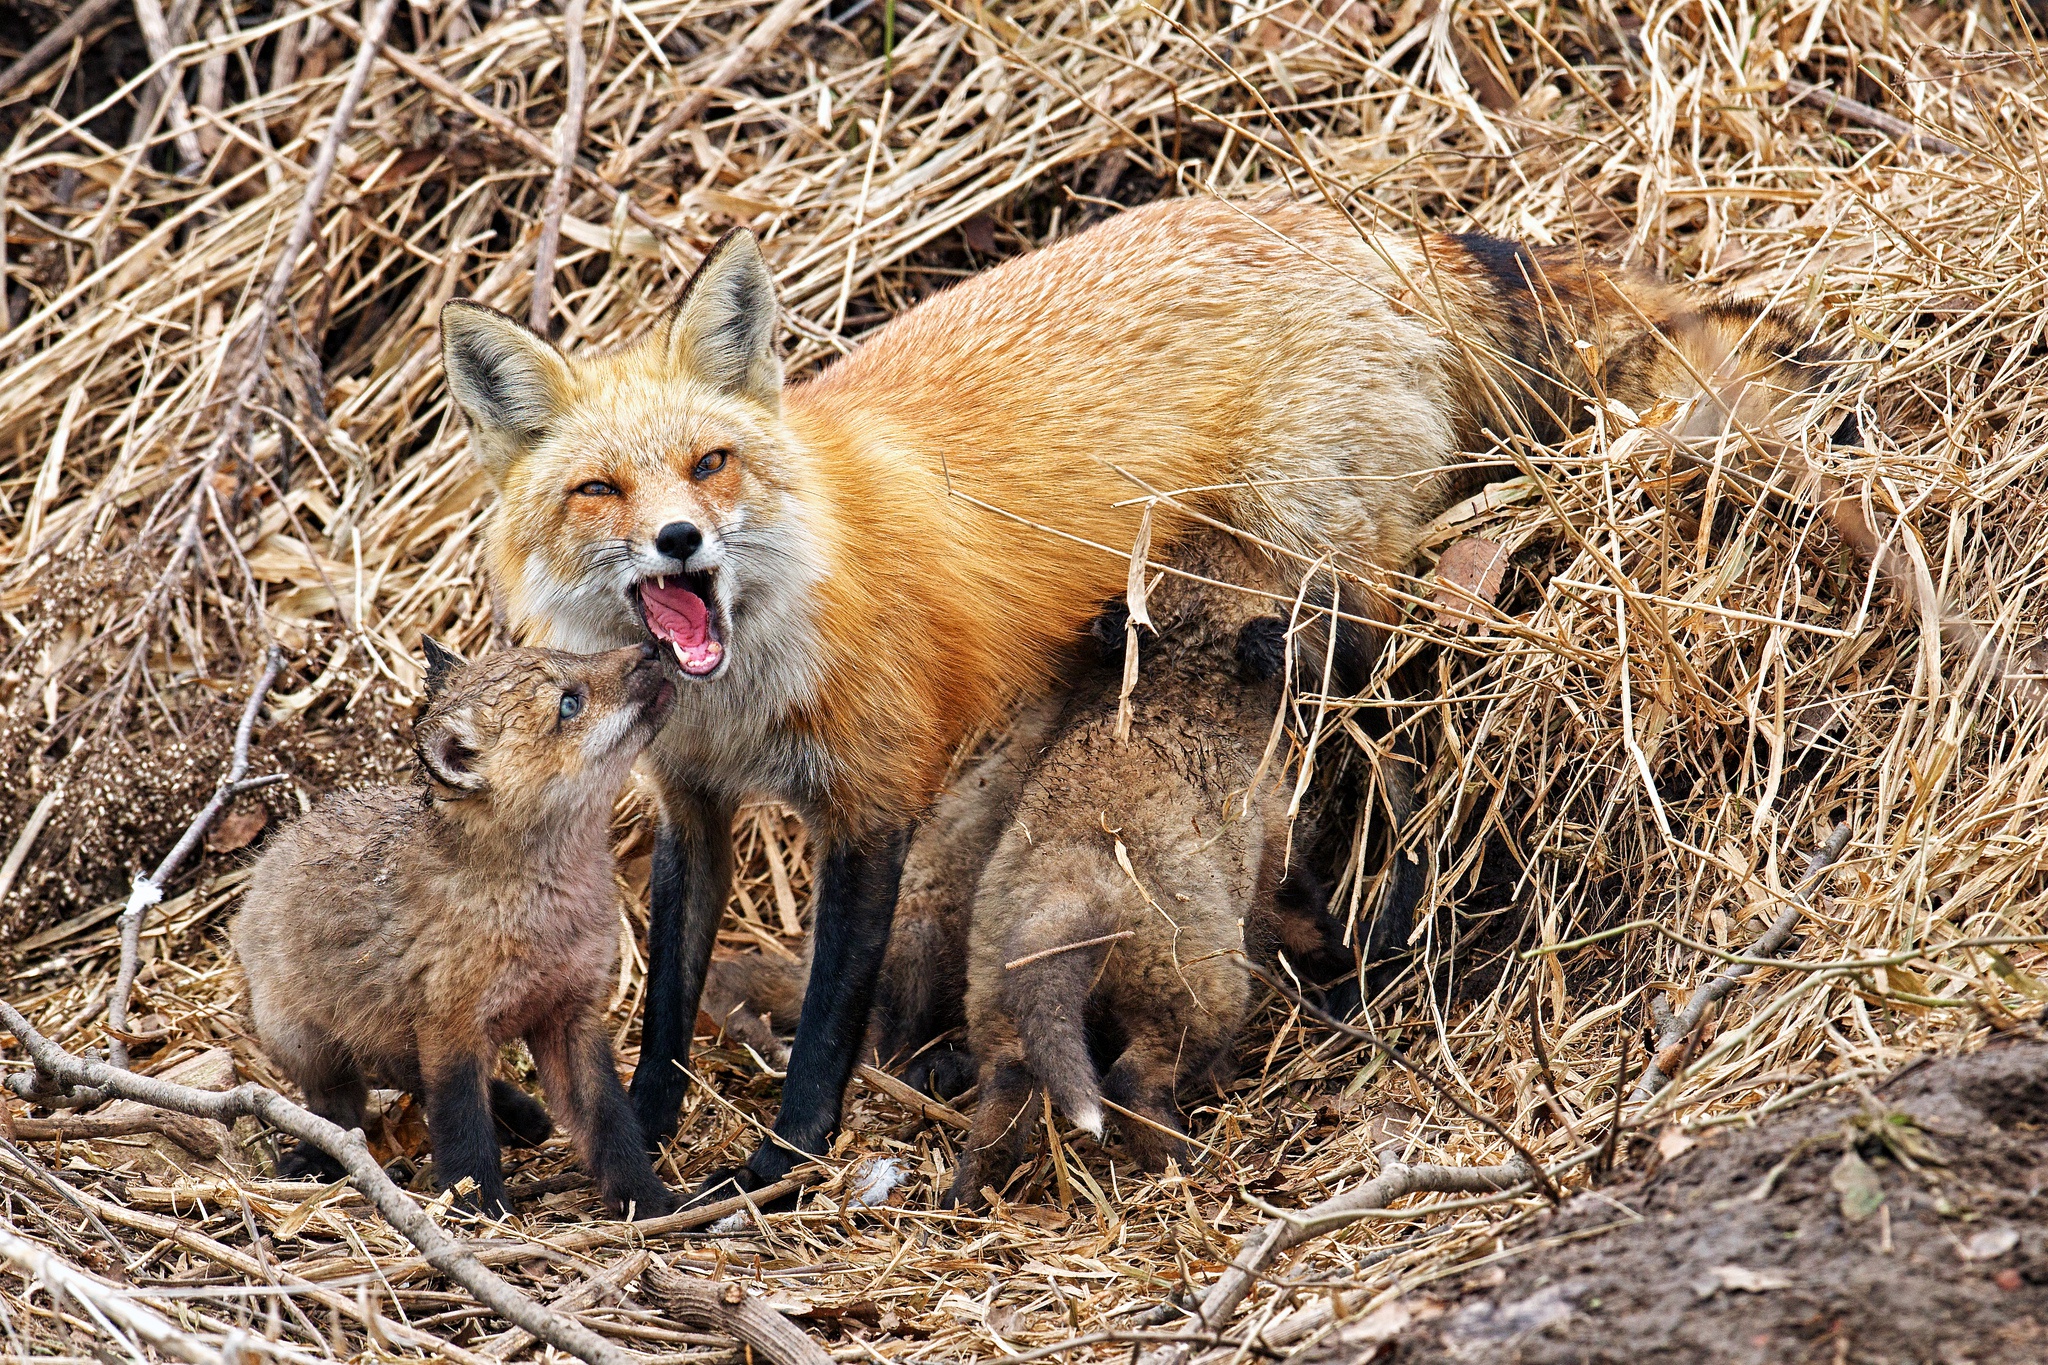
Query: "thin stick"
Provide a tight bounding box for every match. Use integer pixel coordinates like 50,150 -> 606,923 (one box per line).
1785,80 -> 1963,156
1139,1159 -> 1551,1365
1005,929 -> 1135,971
107,646 -> 285,1069
1631,822 -> 1853,1102
129,0 -> 207,173
530,0 -> 590,333
0,786 -> 62,909
0,1001 -> 633,1365
0,0 -> 123,101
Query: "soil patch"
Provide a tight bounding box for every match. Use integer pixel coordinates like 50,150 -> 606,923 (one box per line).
1313,1040 -> 2048,1364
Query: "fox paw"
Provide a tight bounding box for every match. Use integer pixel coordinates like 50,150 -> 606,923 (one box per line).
489,1080 -> 554,1148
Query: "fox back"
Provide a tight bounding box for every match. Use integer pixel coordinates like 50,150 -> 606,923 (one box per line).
442,198 -> 1839,837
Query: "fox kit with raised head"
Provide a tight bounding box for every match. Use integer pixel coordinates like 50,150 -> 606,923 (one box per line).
949,533 -> 1347,1206
439,197 -> 1839,1198
231,641 -> 677,1217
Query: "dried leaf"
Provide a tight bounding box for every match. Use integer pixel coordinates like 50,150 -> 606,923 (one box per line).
1831,1149 -> 1886,1222
1657,1129 -> 1698,1161
1431,536 -> 1509,628
204,802 -> 269,853
1960,1227 -> 2020,1262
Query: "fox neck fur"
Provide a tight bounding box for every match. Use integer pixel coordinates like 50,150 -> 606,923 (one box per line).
445,198 -> 1833,840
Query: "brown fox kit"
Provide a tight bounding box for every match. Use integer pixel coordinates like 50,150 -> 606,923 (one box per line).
439,197 -> 1841,1198
231,640 -> 678,1218
950,533 -> 1350,1207
703,697 -> 1060,1095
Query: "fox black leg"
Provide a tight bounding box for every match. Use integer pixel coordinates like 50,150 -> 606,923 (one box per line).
630,790 -> 736,1146
531,1012 -> 674,1218
420,1053 -> 508,1215
1361,721 -> 1426,1005
691,825 -> 912,1205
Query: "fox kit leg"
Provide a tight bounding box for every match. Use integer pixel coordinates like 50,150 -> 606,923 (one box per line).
529,1009 -> 674,1218
417,1044 -> 508,1215
489,1079 -> 553,1148
630,790 -> 736,1146
1101,1041 -> 1193,1172
948,1051 -> 1043,1210
260,1017 -> 364,1181
698,826 -> 911,1202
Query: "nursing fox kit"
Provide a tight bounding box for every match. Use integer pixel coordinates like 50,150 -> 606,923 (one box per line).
439,196 -> 1839,1197
232,640 -> 677,1217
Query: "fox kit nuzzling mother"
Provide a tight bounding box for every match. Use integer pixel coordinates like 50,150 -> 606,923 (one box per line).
950,532 -> 1348,1207
438,196 -> 1838,1199
232,640 -> 677,1218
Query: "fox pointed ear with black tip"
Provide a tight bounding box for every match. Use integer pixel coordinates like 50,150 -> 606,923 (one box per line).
439,300 -> 575,483
660,229 -> 782,413
413,708 -> 488,800
419,636 -> 467,701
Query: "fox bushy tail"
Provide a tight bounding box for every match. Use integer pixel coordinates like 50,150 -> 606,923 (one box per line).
1003,915 -> 1112,1137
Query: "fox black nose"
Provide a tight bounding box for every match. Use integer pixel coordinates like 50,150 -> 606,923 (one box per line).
635,641 -> 659,663
654,521 -> 702,564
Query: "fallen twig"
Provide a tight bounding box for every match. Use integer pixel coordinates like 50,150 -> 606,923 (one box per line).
107,645 -> 286,1070
1632,822 -> 1853,1102
641,1260 -> 836,1365
0,0 -> 123,102
0,1001 -> 633,1365
1785,80 -> 1964,156
2,1109 -> 221,1158
1135,1158 -> 1555,1365
0,1224 -> 310,1364
530,0 -> 591,332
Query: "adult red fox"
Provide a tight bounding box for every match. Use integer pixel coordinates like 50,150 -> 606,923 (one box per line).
439,196 -> 1837,1200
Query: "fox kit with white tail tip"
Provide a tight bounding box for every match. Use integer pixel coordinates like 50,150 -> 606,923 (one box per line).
949,532 -> 1348,1207
231,640 -> 678,1218
439,197 -> 1840,1201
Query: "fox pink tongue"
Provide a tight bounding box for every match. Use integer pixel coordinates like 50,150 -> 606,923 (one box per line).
642,581 -> 723,675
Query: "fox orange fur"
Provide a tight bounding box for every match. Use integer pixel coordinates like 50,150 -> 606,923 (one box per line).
438,196 -> 1840,1196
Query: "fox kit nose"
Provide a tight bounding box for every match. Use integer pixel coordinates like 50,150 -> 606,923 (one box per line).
654,521 -> 702,564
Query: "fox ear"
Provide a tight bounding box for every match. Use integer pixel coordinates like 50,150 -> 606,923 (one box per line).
440,301 -> 574,480
420,636 -> 467,700
662,230 -> 782,412
415,710 -> 488,799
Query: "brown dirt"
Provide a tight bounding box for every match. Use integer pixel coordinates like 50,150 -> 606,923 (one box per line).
1312,1040 -> 2048,1365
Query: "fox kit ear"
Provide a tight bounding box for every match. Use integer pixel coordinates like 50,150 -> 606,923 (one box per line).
440,301 -> 574,480
420,636 -> 467,700
662,230 -> 782,412
415,710 -> 488,799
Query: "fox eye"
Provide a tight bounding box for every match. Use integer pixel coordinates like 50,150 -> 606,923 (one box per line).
558,691 -> 585,721
574,480 -> 618,497
692,449 -> 731,481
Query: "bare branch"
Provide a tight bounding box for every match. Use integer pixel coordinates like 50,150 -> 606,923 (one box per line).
530,0 -> 591,332
1632,822 -> 1853,1102
0,0 -> 123,101
0,1001 -> 634,1365
642,1260 -> 837,1365
107,646 -> 286,1069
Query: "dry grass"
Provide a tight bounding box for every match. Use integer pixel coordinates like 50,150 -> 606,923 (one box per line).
4,0 -> 2048,1359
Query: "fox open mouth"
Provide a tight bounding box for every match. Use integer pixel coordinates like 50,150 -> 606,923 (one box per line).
637,574 -> 725,677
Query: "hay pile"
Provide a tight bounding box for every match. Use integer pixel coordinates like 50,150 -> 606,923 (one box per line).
2,0 -> 2047,1359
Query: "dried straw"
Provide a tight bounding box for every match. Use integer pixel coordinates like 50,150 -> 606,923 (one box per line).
3,0 -> 2048,1359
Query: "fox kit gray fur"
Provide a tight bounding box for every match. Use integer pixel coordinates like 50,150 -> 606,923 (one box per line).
231,640 -> 678,1217
702,698 -> 1060,1093
950,534 -> 1348,1207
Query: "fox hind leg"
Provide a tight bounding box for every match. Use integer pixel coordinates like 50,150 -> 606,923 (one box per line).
264,1019 -> 364,1181
949,1053 -> 1043,1210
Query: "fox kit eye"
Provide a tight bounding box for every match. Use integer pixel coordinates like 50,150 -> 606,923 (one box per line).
559,691 -> 585,721
691,449 -> 730,481
574,480 -> 618,497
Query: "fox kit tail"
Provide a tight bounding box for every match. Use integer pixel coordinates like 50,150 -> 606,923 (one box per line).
1002,906 -> 1111,1137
